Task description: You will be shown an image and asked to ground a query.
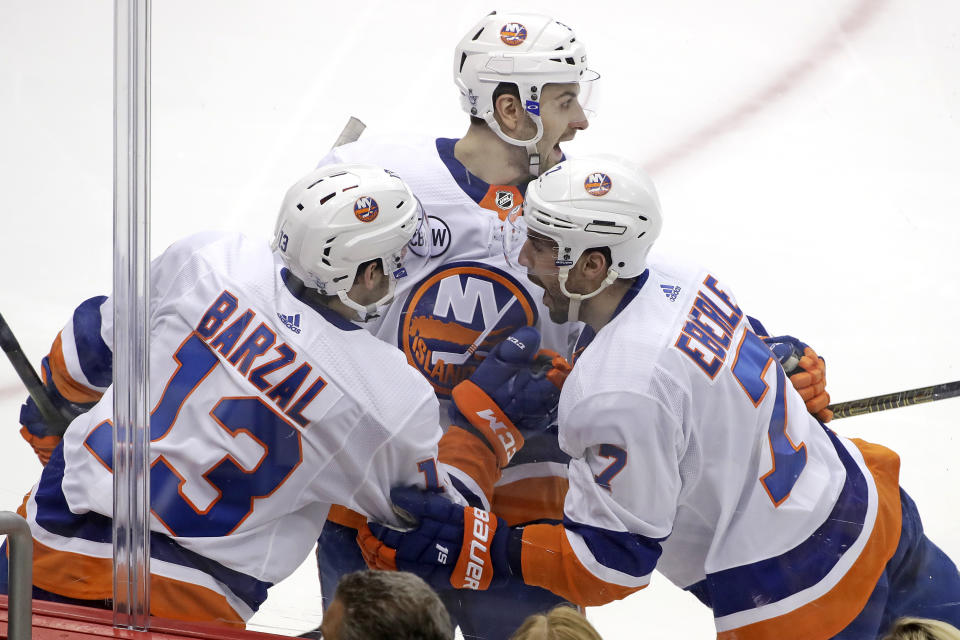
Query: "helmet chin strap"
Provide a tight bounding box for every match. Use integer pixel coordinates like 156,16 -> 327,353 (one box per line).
483,112 -> 544,177
336,274 -> 398,323
558,267 -> 620,323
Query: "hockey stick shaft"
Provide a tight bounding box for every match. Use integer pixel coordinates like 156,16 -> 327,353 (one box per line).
828,380 -> 960,419
331,116 -> 366,150
0,312 -> 70,436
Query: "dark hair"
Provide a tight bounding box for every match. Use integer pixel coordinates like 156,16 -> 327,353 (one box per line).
470,82 -> 521,126
335,571 -> 453,640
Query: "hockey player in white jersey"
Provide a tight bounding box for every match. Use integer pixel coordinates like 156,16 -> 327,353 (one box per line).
360,155 -> 960,639
0,164 -> 475,626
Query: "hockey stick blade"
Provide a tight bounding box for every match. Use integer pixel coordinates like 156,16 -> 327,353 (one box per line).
828,380 -> 960,419
331,116 -> 366,150
0,312 -> 71,436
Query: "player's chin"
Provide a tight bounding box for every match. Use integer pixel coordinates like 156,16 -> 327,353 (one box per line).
547,305 -> 569,324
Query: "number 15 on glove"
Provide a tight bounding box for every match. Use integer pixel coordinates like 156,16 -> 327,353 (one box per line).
357,487 -> 513,591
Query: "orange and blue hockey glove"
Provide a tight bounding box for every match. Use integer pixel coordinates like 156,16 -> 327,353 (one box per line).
19,397 -> 63,465
450,327 -> 570,467
358,486 -> 514,592
764,335 -> 833,423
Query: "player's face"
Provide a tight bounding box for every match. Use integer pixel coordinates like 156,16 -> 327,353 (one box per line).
532,83 -> 589,173
518,231 -> 570,323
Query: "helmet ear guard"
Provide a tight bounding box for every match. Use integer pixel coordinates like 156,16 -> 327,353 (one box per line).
517,155 -> 663,321
273,163 -> 425,320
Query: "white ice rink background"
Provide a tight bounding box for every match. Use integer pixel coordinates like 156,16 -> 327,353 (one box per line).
1,1 -> 958,637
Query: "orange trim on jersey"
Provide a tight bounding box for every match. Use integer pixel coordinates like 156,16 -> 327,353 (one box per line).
438,425 -> 501,505
327,504 -> 367,529
48,332 -> 104,404
718,438 -> 902,640
520,523 -> 646,607
492,476 -> 568,526
28,538 -> 244,627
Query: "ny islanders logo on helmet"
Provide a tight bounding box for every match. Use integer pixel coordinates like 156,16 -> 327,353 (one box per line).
353,196 -> 379,222
500,22 -> 527,46
584,172 -> 612,196
399,262 -> 537,397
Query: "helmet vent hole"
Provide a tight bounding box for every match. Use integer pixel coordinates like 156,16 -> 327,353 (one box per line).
342,185 -> 358,192
306,178 -> 325,189
471,28 -> 484,41
565,57 -> 575,65
396,200 -> 405,208
296,203 -> 304,211
459,52 -> 467,73
319,193 -> 337,205
328,172 -> 347,178
333,275 -> 349,283
638,215 -> 648,221
323,247 -> 332,257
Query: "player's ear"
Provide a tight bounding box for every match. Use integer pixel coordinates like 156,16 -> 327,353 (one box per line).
358,259 -> 385,291
493,93 -> 525,134
577,249 -> 609,287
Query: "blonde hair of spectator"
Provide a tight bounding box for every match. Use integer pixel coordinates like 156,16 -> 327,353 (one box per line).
510,605 -> 603,640
882,617 -> 960,640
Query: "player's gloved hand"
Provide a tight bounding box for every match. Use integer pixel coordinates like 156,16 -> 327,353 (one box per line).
451,327 -> 568,466
358,486 -> 512,592
763,335 -> 833,423
19,397 -> 62,465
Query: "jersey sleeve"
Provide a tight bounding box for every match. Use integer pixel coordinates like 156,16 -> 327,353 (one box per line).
20,232 -> 235,439
515,389 -> 684,606
345,382 -> 469,527
19,295 -> 114,439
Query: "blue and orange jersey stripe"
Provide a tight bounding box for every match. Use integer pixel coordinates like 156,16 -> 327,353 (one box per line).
25,446 -> 271,619
706,433 -> 902,639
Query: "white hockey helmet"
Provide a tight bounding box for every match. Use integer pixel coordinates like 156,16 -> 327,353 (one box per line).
272,163 -> 424,320
514,155 -> 662,321
453,12 -> 594,175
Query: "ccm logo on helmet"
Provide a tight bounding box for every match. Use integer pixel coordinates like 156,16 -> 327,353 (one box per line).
463,508 -> 490,590
500,22 -> 527,46
584,172 -> 612,196
353,196 -> 379,222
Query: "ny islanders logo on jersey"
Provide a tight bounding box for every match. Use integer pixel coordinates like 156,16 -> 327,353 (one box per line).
500,23 -> 527,46
399,262 -> 538,397
353,196 -> 379,222
584,172 -> 612,196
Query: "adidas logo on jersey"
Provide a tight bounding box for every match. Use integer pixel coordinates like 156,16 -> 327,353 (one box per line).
660,284 -> 681,302
277,313 -> 301,334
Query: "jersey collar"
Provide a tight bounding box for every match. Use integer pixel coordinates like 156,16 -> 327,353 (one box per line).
571,269 -> 649,362
280,268 -> 361,332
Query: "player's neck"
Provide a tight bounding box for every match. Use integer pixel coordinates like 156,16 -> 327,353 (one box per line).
287,273 -> 362,322
577,279 -> 635,332
455,123 -> 532,186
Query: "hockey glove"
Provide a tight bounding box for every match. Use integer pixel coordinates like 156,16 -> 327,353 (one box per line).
763,335 -> 833,422
19,397 -> 62,465
451,327 -> 569,466
358,486 -> 512,592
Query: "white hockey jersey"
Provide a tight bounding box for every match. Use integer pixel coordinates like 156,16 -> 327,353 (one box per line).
319,135 -> 580,520
516,258 -> 902,640
21,231 -> 458,624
